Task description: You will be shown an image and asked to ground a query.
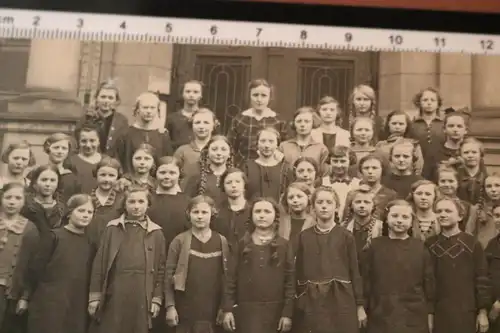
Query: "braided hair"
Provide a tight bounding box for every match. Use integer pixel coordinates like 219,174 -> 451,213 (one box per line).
198,135 -> 234,195
348,84 -> 377,130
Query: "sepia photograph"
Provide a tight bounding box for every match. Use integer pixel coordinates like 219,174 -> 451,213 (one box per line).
0,37 -> 497,333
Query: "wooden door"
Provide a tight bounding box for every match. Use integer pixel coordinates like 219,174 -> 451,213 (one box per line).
169,45 -> 267,134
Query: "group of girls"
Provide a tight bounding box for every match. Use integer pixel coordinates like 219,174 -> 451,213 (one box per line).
0,76 -> 497,333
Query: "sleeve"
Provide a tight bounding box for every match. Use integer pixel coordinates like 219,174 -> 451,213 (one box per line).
89,227 -> 111,303
474,241 -> 493,310
227,117 -> 240,156
17,226 -> 40,301
26,229 -> 58,298
319,145 -> 329,176
161,131 -> 174,157
347,233 -> 364,306
152,232 -> 167,306
413,143 -> 424,176
361,243 -> 373,310
164,236 -> 181,308
281,241 -> 296,318
423,245 -> 436,314
464,204 -> 478,236
222,240 -> 239,312
342,190 -> 355,223
173,147 -> 185,166
486,240 -> 500,302
184,174 -> 201,197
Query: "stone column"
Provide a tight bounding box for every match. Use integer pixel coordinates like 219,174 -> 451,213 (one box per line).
378,52 -> 438,119
437,53 -> 472,109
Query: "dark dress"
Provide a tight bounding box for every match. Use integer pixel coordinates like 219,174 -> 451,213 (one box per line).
184,173 -> 224,204
175,234 -> 223,333
244,159 -> 292,203
456,167 -> 488,205
27,228 -> 92,333
295,226 -> 363,333
426,232 -> 490,333
363,237 -> 435,333
485,235 -> 500,333
21,197 -> 65,233
67,154 -> 101,194
410,117 -> 444,181
223,235 -> 295,333
93,224 -> 150,333
212,202 -> 251,249
322,133 -> 337,149
382,173 -> 424,199
166,110 -> 193,151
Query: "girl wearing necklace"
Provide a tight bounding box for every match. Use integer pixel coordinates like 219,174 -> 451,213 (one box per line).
88,186 -> 166,333
407,180 -> 440,241
165,195 -> 229,333
363,200 -> 435,333
0,142 -> 36,189
21,165 -> 65,233
184,135 -> 234,205
295,187 -> 367,333
28,194 -> 95,333
222,198 -> 294,333
0,183 -> 39,332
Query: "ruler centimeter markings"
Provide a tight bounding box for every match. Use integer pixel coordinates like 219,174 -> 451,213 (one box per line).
0,8 -> 497,55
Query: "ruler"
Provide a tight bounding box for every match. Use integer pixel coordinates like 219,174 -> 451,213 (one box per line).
0,8 -> 498,55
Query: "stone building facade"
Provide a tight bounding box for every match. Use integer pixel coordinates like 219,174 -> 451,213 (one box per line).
0,39 -> 499,170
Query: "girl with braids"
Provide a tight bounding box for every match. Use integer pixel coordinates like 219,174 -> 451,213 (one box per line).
407,180 -> 440,241
350,117 -> 377,172
86,157 -> 124,255
167,80 -> 203,150
456,137 -> 488,204
468,174 -> 500,248
228,79 -> 288,168
342,185 -> 383,265
321,145 -> 360,221
363,199 -> 435,333
112,92 -> 173,174
410,88 -> 445,178
426,197 -> 490,333
295,186 -> 367,333
222,198 -> 294,333
279,182 -> 316,253
213,168 -> 251,248
88,186 -> 166,333
165,195 -> 229,333
68,122 -> 106,194
184,135 -> 233,203
174,108 -> 218,190
0,141 -> 36,189
117,143 -> 157,193
348,84 -> 384,141
310,96 -> 351,149
435,165 -> 477,233
77,80 -> 129,155
484,203 -> 500,332
428,107 -> 470,181
0,183 -> 39,333
292,157 -> 321,188
21,165 -> 65,232
279,107 -> 329,175
343,154 -> 397,222
27,194 -> 94,333
381,141 -> 424,198
40,133 -> 81,205
245,127 -> 292,203
375,110 -> 424,175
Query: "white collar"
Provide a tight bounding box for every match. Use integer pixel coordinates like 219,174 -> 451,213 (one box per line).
241,108 -> 276,119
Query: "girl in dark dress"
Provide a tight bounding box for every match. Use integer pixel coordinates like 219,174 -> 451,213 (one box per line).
213,168 -> 251,248
68,122 -> 106,194
410,88 -> 445,180
42,133 -> 81,204
363,200 -> 435,333
117,143 -> 157,193
295,187 -> 367,333
381,141 -> 424,198
174,108 -> 218,190
21,165 -> 65,233
0,183 -> 39,333
320,146 -> 361,221
343,154 -> 398,222
375,110 -> 424,175
407,180 -> 440,241
457,137 -> 488,205
88,186 -> 166,333
222,198 -> 294,333
113,92 -> 173,174
245,127 -> 292,202
184,135 -> 234,204
86,157 -> 124,254
310,96 -> 351,149
279,182 -> 315,253
435,165 -> 477,233
165,195 -> 229,333
28,194 -> 94,333
426,197 -> 490,333
484,203 -> 500,332
347,85 -> 384,141
0,142 -> 36,189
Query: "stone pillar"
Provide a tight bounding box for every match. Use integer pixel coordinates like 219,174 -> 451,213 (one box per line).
438,53 -> 472,109
472,55 -> 500,109
378,52 -> 438,119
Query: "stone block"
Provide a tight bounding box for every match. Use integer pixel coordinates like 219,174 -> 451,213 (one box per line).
113,43 -> 151,66
439,53 -> 472,74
